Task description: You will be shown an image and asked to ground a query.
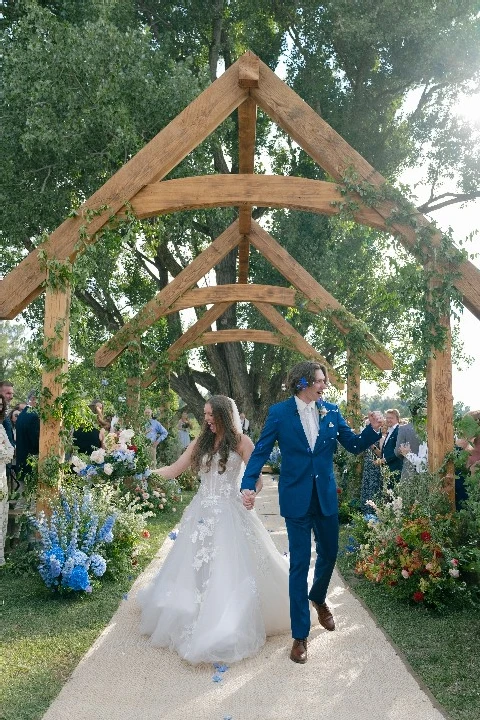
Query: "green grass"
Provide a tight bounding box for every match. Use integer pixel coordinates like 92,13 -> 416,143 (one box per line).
0,493 -> 193,720
337,525 -> 480,720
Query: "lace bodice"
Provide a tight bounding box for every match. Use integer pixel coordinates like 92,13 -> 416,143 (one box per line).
197,451 -> 244,504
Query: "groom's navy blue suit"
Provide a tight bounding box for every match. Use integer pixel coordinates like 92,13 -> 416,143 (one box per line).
241,396 -> 380,639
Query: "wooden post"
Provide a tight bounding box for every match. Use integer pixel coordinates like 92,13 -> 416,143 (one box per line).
346,347 -> 362,431
38,278 -> 71,515
427,314 -> 455,507
125,341 -> 141,429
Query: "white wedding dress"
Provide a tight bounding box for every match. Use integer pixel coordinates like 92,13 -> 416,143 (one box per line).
138,451 -> 293,664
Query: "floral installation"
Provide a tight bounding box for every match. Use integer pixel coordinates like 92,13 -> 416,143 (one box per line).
349,489 -> 473,608
130,470 -> 182,514
71,428 -> 147,483
268,445 -> 281,473
29,489 -> 116,593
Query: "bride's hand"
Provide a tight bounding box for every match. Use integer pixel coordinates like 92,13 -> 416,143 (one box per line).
242,490 -> 256,510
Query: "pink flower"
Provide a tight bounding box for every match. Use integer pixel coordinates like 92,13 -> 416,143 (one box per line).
142,529 -> 150,539
451,558 -> 459,566
401,569 -> 410,579
449,568 -> 460,578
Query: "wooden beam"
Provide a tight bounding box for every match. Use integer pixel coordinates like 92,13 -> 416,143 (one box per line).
125,342 -> 141,428
185,329 -> 315,350
165,284 -> 301,313
38,279 -> 71,514
238,51 -> 259,88
427,317 -> 455,507
168,302 -> 233,361
346,347 -> 362,431
0,63 -> 249,319
253,302 -> 344,390
238,97 -> 257,278
248,220 -> 393,371
250,56 -> 480,320
94,221 -> 242,368
125,175 -> 389,229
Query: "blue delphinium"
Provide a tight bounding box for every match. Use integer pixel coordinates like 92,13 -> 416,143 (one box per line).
30,489 -> 116,594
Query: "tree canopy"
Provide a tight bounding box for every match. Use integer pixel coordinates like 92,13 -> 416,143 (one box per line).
1,0 -> 479,428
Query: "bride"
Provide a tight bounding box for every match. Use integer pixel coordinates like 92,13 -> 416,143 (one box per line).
137,395 -> 293,664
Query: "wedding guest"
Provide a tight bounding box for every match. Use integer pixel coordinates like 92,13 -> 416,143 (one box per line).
239,411 -> 250,435
72,402 -> 106,454
240,361 -> 383,664
0,381 -> 15,448
177,409 -> 193,450
144,406 -> 168,469
360,418 -> 382,512
0,393 -> 15,565
15,390 -> 40,482
379,408 -> 403,484
456,410 -> 480,474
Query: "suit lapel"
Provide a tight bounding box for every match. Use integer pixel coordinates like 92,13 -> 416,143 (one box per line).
287,396 -> 310,446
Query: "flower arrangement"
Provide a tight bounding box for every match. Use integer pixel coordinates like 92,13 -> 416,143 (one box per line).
268,445 -> 281,473
29,489 -> 116,593
130,470 -> 182,514
350,489 -> 472,608
71,428 -> 147,483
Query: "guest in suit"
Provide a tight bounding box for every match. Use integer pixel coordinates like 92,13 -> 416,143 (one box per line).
394,420 -> 422,481
15,390 -> 40,481
379,408 -> 403,484
240,361 -> 383,664
0,381 -> 15,448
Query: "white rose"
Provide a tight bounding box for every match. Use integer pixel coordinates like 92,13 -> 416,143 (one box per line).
90,448 -> 106,464
103,463 -> 114,476
118,429 -> 135,445
71,455 -> 86,472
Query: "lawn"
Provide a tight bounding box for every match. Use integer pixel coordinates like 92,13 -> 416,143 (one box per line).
337,526 -> 480,720
0,494 -> 193,720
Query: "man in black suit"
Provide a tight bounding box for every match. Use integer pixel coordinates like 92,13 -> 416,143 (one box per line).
15,390 -> 40,481
380,408 -> 403,484
0,381 -> 15,447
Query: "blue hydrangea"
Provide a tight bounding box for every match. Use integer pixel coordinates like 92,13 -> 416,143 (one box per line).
72,550 -> 89,566
89,554 -> 107,577
65,565 -> 90,591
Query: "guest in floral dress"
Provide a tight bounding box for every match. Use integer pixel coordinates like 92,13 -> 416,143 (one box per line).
0,393 -> 15,565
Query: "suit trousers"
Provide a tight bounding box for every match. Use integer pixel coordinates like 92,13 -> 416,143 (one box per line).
284,483 -> 339,639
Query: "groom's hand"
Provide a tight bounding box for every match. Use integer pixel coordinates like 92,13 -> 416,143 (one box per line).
242,490 -> 256,510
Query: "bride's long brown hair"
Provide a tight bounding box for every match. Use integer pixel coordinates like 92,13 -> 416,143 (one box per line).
191,395 -> 241,474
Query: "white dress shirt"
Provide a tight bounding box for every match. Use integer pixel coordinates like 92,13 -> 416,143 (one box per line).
295,396 -> 319,450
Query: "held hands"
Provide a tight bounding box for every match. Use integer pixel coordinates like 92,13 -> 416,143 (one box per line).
368,410 -> 384,432
242,490 -> 256,511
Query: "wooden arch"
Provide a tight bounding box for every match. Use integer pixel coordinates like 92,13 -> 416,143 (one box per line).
2,51 -> 480,508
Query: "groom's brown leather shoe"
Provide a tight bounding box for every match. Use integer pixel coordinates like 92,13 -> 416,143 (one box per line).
290,638 -> 308,664
312,601 -> 335,631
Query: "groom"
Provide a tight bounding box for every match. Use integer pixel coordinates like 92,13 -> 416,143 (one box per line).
241,361 -> 383,664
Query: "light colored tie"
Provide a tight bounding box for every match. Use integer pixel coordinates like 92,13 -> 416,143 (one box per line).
305,405 -> 318,450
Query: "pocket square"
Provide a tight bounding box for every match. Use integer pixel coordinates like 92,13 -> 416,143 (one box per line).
328,422 -> 334,428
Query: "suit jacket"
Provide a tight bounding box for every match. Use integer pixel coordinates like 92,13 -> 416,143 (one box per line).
3,416 -> 14,447
241,397 -> 380,518
394,423 -> 421,458
381,425 -> 403,474
15,405 -> 40,476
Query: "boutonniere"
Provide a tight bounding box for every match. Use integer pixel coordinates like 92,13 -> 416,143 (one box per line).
318,405 -> 328,419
